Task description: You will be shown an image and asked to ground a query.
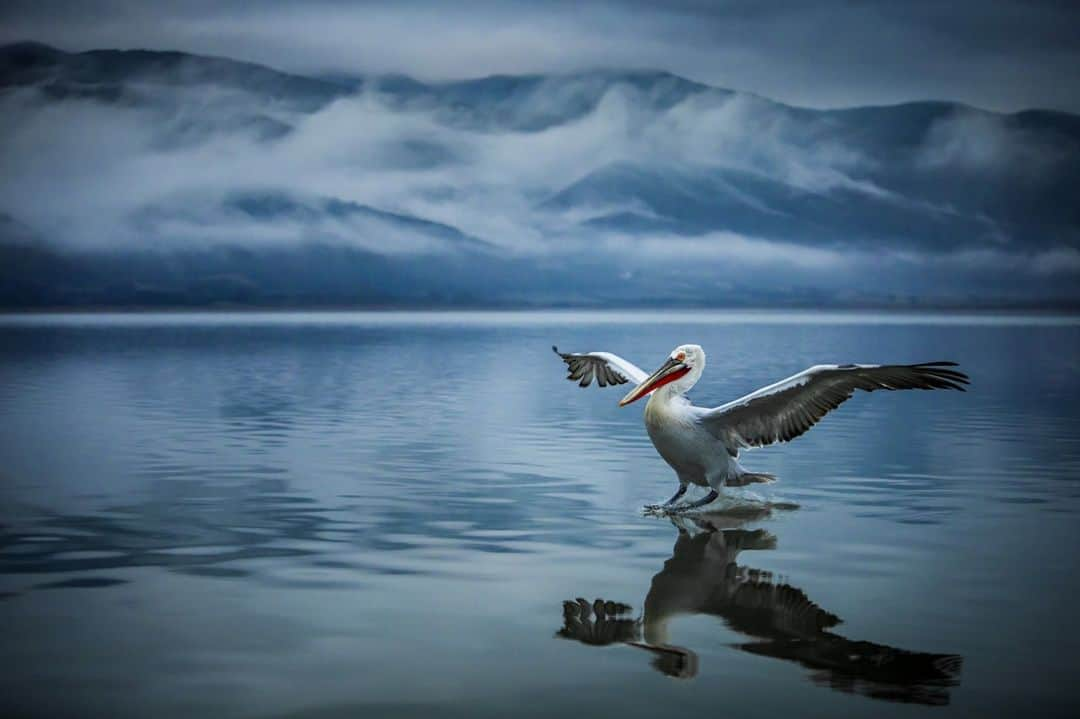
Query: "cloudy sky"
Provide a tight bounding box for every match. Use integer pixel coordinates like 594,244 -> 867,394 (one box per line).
2,0 -> 1079,113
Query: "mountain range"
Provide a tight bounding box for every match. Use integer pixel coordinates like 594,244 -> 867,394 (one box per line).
1,41 -> 1078,308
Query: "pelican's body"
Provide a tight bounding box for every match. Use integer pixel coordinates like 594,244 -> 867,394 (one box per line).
644,393 -> 738,491
554,344 -> 968,510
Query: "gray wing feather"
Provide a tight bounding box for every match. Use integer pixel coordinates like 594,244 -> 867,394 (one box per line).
553,346 -> 648,388
699,362 -> 969,449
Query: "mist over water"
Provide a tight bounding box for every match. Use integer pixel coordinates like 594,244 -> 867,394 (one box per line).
1,311 -> 1079,717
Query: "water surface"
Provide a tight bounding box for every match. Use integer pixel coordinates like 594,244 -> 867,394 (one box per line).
1,311 -> 1078,717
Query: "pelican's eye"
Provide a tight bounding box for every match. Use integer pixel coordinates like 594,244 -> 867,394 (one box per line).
675,352 -> 686,362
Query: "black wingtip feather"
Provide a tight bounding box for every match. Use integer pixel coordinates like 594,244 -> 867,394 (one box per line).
910,361 -> 970,388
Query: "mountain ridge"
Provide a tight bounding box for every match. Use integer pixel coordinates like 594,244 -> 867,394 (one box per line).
3,41 -> 1073,118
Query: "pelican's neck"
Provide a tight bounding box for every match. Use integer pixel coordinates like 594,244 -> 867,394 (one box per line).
645,384 -> 687,412
643,613 -> 673,646
644,387 -> 696,429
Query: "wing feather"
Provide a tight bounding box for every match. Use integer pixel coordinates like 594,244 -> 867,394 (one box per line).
553,346 -> 648,389
699,362 -> 969,449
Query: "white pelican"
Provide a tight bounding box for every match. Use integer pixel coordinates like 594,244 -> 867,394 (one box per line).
554,344 -> 968,510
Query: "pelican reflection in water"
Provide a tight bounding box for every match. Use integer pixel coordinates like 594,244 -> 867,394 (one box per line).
556,511 -> 963,705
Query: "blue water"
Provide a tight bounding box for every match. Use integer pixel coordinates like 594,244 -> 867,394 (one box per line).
1,311 -> 1078,718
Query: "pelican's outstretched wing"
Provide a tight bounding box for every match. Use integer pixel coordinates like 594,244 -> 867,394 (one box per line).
698,362 -> 969,449
553,346 -> 648,388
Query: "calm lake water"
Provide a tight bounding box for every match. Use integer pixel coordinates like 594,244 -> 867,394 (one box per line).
1,311 -> 1079,718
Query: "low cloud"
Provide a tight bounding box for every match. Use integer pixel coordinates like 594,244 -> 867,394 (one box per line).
604,232 -> 849,271
916,110 -> 1069,173
3,73 -> 907,253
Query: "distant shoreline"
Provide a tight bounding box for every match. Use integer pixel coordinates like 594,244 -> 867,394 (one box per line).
2,302 -> 1080,313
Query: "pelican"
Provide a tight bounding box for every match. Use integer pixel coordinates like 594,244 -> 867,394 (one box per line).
553,344 -> 968,510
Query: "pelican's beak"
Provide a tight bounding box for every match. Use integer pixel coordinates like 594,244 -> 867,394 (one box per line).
619,357 -> 690,407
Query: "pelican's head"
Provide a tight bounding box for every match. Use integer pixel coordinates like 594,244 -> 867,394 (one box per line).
619,344 -> 705,406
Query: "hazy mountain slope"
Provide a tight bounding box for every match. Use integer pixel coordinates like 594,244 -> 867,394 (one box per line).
1,42 -> 1077,307
0,41 -> 345,108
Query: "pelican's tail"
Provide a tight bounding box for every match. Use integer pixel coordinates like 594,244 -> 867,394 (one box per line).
726,472 -> 776,487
